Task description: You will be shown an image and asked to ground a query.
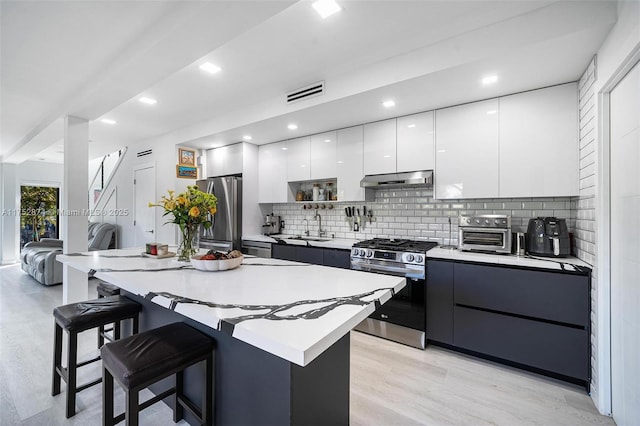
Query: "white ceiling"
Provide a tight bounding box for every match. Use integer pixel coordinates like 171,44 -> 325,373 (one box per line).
0,0 -> 618,164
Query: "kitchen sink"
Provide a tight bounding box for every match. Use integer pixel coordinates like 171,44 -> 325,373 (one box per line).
280,236 -> 333,242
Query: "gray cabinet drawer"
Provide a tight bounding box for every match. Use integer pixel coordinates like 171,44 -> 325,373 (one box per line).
426,260 -> 454,344
454,306 -> 589,380
454,263 -> 589,326
323,249 -> 351,269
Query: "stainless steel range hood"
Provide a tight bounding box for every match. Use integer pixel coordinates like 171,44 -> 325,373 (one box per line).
360,171 -> 433,189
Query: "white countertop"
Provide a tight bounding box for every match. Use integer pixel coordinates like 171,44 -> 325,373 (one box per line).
58,248 -> 404,367
427,247 -> 592,273
243,234 -> 361,250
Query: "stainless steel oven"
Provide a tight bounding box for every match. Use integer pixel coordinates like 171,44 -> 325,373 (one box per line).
458,215 -> 512,254
351,238 -> 437,349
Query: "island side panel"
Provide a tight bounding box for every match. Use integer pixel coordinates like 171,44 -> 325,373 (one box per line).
291,333 -> 350,425
127,291 -> 351,426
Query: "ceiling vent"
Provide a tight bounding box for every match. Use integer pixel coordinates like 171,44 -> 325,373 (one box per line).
286,81 -> 325,103
136,149 -> 152,157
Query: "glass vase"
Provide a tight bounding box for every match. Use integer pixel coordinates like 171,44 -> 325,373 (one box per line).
177,223 -> 199,261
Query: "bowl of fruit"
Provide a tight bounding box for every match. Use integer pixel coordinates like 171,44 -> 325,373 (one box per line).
191,250 -> 244,272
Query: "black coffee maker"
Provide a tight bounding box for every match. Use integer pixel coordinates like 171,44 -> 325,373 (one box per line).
526,217 -> 570,257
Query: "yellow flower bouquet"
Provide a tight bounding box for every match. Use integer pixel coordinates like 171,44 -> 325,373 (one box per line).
149,186 -> 218,260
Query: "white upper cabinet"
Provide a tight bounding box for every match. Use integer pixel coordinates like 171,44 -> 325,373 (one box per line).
258,141 -> 288,203
206,148 -> 223,177
286,136 -> 311,182
397,111 -> 434,172
205,143 -> 243,177
310,131 -> 337,180
364,119 -> 397,175
499,83 -> 579,197
337,126 -> 365,201
435,99 -> 500,199
223,143 -> 243,175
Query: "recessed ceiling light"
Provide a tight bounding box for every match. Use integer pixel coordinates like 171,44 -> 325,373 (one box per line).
100,118 -> 116,125
382,100 -> 395,108
486,110 -> 497,115
200,62 -> 221,75
324,139 -> 331,143
287,124 -> 298,130
407,124 -> 416,128
437,149 -> 446,153
139,97 -> 157,105
383,155 -> 391,158
281,147 -> 288,151
312,0 -> 342,19
243,135 -> 252,141
482,75 -> 498,85
337,160 -> 343,164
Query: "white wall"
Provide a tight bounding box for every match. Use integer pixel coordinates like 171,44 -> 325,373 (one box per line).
94,140 -> 191,249
0,161 -> 64,263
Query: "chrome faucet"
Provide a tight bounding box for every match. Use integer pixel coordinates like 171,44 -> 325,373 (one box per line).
302,218 -> 309,236
314,212 -> 326,237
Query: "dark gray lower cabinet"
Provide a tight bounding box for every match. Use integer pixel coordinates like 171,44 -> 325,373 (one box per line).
271,244 -> 297,261
297,246 -> 324,265
454,306 -> 589,380
426,260 -> 454,344
323,249 -> 351,269
426,259 -> 590,385
271,244 -> 351,270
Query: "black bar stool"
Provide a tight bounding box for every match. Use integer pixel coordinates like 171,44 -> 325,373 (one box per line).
96,281 -> 121,347
101,322 -> 215,426
52,295 -> 141,418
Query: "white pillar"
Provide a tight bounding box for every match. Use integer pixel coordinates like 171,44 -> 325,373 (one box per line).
61,116 -> 89,303
0,163 -> 19,264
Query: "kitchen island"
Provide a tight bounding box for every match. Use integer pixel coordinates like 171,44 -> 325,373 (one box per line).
57,248 -> 405,425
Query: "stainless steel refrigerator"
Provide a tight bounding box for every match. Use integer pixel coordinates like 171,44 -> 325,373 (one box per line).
196,176 -> 242,251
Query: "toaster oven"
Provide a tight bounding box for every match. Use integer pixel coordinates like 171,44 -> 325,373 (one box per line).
458,215 -> 512,254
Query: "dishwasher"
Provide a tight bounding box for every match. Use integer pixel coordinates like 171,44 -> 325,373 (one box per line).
241,240 -> 272,258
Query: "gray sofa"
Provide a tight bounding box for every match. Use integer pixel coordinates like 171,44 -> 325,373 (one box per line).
21,222 -> 116,286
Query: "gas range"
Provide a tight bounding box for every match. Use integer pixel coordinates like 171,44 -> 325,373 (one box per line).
350,238 -> 438,280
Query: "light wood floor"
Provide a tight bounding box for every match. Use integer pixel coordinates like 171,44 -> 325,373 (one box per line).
1,263 -> 614,425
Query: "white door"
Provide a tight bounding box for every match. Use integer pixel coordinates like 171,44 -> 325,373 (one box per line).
610,60 -> 640,426
133,165 -> 156,247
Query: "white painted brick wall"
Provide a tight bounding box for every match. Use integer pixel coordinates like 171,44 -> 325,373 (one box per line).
272,192 -> 574,246
575,57 -> 598,392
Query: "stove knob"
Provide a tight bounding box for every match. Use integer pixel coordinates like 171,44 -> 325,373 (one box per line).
352,248 -> 360,256
485,219 -> 490,224
466,218 -> 471,224
367,250 -> 373,257
415,255 -> 423,263
475,219 -> 480,224
494,219 -> 500,225
359,249 -> 366,256
407,254 -> 415,262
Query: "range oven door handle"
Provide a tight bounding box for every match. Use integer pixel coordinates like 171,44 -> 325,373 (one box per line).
351,263 -> 424,279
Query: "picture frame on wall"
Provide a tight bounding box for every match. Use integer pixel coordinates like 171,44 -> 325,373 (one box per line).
176,165 -> 198,179
178,147 -> 196,166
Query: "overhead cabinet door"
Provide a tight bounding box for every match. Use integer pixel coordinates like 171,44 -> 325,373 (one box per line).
337,126 -> 365,201
287,136 -> 311,182
499,83 -> 579,197
310,131 -> 337,180
435,99 -> 499,199
364,119 -> 397,175
258,142 -> 288,203
397,111 -> 434,172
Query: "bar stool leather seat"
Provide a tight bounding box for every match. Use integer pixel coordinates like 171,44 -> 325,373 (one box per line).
97,281 -> 121,297
52,295 -> 141,418
101,322 -> 214,426
54,296 -> 139,331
